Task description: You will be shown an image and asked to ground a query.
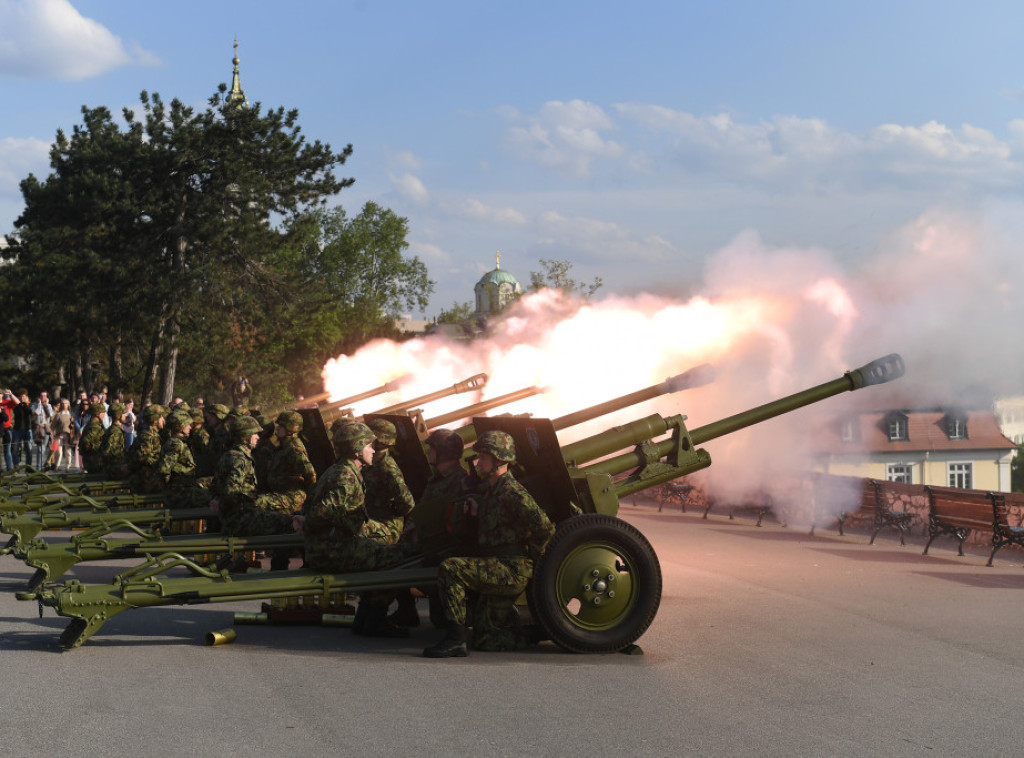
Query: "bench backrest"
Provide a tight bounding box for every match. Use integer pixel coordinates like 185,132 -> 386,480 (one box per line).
924,485 -> 995,532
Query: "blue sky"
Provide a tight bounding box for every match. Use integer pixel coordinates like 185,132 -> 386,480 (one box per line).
3,0 -> 1024,319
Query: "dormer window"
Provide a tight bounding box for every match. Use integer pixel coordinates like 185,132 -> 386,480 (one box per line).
839,418 -> 858,442
887,413 -> 908,441
946,414 -> 967,440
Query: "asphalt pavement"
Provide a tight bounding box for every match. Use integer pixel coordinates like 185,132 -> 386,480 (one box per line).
1,499 -> 1022,757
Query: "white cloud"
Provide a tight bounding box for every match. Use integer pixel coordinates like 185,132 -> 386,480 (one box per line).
390,172 -> 430,205
458,198 -> 526,225
409,240 -> 450,265
536,210 -> 676,264
499,99 -> 626,177
386,148 -> 421,171
0,0 -> 160,81
0,136 -> 50,192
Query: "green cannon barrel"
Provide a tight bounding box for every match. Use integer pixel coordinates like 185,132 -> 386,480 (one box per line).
314,375 -> 410,412
429,386 -> 544,437
551,363 -> 715,432
372,373 -> 488,415
578,354 -> 904,490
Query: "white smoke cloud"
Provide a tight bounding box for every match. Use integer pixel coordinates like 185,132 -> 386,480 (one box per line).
0,0 -> 160,81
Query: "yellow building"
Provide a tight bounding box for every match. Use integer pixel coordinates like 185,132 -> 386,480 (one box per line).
812,408 -> 1017,491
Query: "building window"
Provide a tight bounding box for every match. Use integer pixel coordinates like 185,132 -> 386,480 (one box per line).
947,416 -> 966,439
887,415 -> 908,441
948,462 -> 972,489
840,420 -> 856,442
887,464 -> 912,483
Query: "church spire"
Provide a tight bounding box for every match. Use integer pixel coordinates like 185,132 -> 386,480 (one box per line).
495,250 -> 501,269
227,38 -> 248,106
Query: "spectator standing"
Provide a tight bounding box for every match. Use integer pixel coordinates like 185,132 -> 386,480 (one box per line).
0,389 -> 15,471
123,400 -> 137,450
11,390 -> 32,466
29,391 -> 54,469
72,399 -> 90,471
49,400 -> 76,471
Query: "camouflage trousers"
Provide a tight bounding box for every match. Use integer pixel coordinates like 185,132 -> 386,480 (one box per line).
257,489 -> 306,515
359,517 -> 403,545
306,536 -> 414,608
220,502 -> 294,537
437,556 -> 533,651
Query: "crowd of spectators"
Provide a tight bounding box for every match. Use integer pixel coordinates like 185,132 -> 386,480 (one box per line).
0,385 -> 138,473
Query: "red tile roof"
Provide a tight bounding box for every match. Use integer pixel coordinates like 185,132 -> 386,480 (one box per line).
814,410 -> 1017,454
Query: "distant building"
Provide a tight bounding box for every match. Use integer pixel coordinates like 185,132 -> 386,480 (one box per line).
993,395 -> 1024,445
812,407 -> 1017,491
474,251 -> 522,318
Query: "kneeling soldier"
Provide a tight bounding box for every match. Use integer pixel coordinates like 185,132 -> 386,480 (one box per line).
424,430 -> 554,658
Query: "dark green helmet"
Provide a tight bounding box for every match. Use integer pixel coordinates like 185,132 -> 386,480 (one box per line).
231,415 -> 263,442
332,421 -> 374,458
166,410 -> 192,433
206,403 -> 230,421
142,404 -> 167,424
367,418 -> 397,446
473,430 -> 516,464
276,410 -> 304,435
426,428 -> 464,461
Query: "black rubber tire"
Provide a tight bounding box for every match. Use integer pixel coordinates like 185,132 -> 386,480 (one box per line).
528,514 -> 661,653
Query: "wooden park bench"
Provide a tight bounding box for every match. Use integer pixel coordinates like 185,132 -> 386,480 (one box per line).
836,478 -> 914,545
922,485 -> 995,560
984,491 -> 1024,566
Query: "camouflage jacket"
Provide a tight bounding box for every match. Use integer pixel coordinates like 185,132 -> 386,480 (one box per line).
157,436 -> 197,490
79,418 -> 106,473
252,436 -> 277,490
302,458 -> 372,547
100,424 -> 127,478
266,435 -> 316,494
419,463 -> 473,505
211,444 -> 258,516
363,451 -> 414,522
476,471 -> 554,563
127,427 -> 164,493
189,426 -> 212,477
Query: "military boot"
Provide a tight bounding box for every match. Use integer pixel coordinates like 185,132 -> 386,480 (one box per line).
387,589 -> 421,627
361,606 -> 411,639
422,623 -> 468,658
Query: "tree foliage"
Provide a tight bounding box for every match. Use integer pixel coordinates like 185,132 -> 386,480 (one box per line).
528,258 -> 603,300
0,86 -> 430,408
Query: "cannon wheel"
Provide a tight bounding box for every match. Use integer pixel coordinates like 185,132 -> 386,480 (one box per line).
528,514 -> 661,653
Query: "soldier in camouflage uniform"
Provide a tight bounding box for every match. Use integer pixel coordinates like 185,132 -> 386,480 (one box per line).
188,408 -> 210,474
390,428 -> 473,628
251,418 -> 277,490
263,411 -> 316,512
423,430 -> 554,658
295,420 -> 412,638
79,403 -> 108,474
126,404 -> 167,493
361,418 -> 415,545
198,403 -> 231,477
100,402 -> 129,479
156,411 -> 213,510
208,415 -> 293,537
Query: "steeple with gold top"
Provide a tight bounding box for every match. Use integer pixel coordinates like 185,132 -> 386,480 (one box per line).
474,250 -> 522,316
226,38 -> 248,106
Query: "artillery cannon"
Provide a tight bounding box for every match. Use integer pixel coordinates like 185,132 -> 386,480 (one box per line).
22,354 -> 903,651
4,368 -> 706,587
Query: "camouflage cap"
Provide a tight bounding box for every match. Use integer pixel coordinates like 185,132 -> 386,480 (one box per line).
142,404 -> 167,423
173,401 -> 191,413
276,410 -> 304,435
473,430 -> 516,464
108,402 -> 127,418
190,408 -> 205,424
166,410 -> 193,432
88,403 -> 107,417
231,415 -> 263,441
332,420 -> 374,458
426,428 -> 464,461
206,404 -> 230,421
367,417 -> 397,446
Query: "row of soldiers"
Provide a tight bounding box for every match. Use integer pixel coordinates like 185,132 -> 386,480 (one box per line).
77,398 -> 555,656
